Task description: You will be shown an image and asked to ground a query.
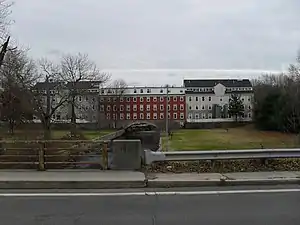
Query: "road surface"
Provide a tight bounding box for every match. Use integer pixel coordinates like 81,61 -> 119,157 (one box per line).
0,185 -> 299,225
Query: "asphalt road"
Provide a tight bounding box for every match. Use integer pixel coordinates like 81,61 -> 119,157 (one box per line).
0,186 -> 299,225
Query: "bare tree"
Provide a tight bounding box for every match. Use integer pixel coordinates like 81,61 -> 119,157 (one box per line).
22,59 -> 70,139
59,53 -> 110,135
0,49 -> 35,133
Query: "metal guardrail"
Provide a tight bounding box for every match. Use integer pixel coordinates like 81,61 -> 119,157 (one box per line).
144,149 -> 300,165
0,140 -> 109,170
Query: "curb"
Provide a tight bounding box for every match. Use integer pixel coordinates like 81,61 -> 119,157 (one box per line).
0,181 -> 147,189
146,178 -> 300,188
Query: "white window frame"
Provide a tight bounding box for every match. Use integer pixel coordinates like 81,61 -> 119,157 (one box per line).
140,97 -> 144,102
146,97 -> 151,102
160,97 -> 164,102
160,113 -> 164,119
120,113 -> 124,120
140,113 -> 144,120
126,105 -> 130,111
160,105 -> 164,111
146,113 -> 151,120
140,105 -> 144,111
107,105 -> 111,111
153,97 -> 157,102
180,96 -> 184,101
133,113 -> 137,120
126,113 -> 131,120
133,104 -> 137,111
173,104 -> 177,110
153,113 -> 157,120
133,97 -> 137,102
153,104 -> 157,111
146,104 -> 151,111
173,113 -> 177,119
180,113 -> 184,119
120,105 -> 124,111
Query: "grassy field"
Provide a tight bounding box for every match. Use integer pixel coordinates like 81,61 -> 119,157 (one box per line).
163,126 -> 300,151
0,129 -> 113,140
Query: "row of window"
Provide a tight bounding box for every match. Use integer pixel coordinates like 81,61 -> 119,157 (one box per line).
106,112 -> 185,120
101,104 -> 185,112
187,87 -> 253,92
100,96 -> 185,103
188,96 -> 252,102
187,105 -> 251,110
188,113 -> 252,119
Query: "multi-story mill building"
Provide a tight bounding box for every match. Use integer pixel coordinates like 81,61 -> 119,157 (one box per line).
99,86 -> 186,128
184,79 -> 253,123
34,78 -> 254,128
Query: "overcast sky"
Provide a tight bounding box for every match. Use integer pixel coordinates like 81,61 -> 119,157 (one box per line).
10,0 -> 300,86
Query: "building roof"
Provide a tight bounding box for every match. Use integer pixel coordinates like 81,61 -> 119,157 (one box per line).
34,80 -> 102,90
184,79 -> 252,88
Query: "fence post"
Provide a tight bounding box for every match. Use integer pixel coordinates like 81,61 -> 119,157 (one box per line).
38,142 -> 45,171
102,142 -> 108,170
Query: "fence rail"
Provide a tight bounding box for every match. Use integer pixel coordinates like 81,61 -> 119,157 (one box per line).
0,140 -> 109,170
144,149 -> 300,165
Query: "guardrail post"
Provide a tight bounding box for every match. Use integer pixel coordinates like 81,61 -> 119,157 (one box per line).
38,143 -> 45,171
102,142 -> 108,170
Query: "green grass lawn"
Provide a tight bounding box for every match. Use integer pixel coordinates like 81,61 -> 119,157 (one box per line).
163,126 -> 300,151
0,129 -> 113,140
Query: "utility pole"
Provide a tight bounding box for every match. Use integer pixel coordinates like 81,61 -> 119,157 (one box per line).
165,84 -> 169,151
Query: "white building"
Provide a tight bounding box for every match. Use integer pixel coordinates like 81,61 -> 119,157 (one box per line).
184,79 -> 254,123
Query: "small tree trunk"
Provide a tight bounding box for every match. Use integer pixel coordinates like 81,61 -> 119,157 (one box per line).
70,96 -> 77,137
43,118 -> 51,140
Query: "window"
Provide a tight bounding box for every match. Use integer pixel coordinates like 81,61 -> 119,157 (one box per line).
146,97 -> 151,102
220,98 -> 222,101
160,89 -> 163,93
180,113 -> 184,119
173,113 -> 177,119
202,97 -> 205,101
173,96 -> 177,101
120,113 -> 124,120
160,113 -> 164,119
126,97 -> 130,102
173,104 -> 177,110
188,114 -> 192,119
153,104 -> 157,111
195,106 -> 198,110
120,97 -> 124,102
140,89 -> 143,93
140,97 -> 144,102
100,97 -> 104,102
106,113 -> 110,119
180,96 -> 184,101
113,105 -> 117,111
147,89 -> 151,93
78,96 -> 82,102
107,105 -> 111,111
146,105 -> 151,111
120,105 -> 124,111
248,105 -> 251,110
113,114 -> 116,120
202,105 -> 205,110
133,105 -> 137,111
167,113 -> 170,119
140,105 -> 144,111
248,98 -> 251,101
133,97 -> 137,102
208,105 -> 212,110
100,105 -> 104,111
160,105 -> 164,111
208,96 -> 211,101
167,97 -> 170,102
208,113 -> 212,118
180,104 -> 184,110
189,106 -> 192,110
126,105 -> 130,111
195,114 -> 199,119
133,113 -> 137,120
140,113 -> 144,120
160,97 -> 164,102
167,105 -> 170,111
153,97 -> 157,102
146,113 -> 151,119
195,97 -> 198,101
126,113 -> 131,120
202,113 -> 206,119
242,98 -> 244,101
113,97 -> 116,102
107,97 -> 110,102
248,113 -> 251,118
92,97 -> 95,102
134,89 -> 137,93
153,113 -> 157,119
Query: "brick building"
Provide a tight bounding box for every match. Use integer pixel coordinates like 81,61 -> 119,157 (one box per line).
99,86 -> 186,128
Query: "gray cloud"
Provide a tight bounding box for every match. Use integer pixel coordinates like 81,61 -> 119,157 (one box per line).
9,0 -> 300,85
